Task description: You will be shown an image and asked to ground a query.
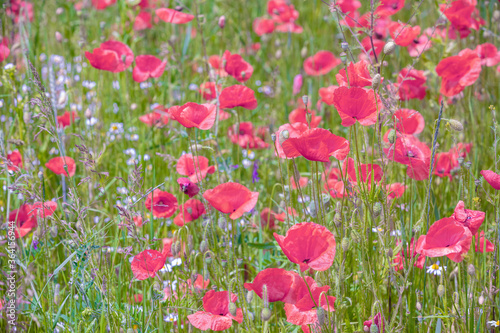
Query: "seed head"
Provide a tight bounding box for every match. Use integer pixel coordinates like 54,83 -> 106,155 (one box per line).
384,40 -> 396,55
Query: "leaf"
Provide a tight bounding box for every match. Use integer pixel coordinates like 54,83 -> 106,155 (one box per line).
247,242 -> 276,250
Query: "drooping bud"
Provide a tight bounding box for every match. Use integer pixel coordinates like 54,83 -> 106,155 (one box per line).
50,225 -> 58,238
364,326 -> 370,332
437,284 -> 445,297
261,308 -> 272,321
341,238 -> 349,252
199,240 -> 208,253
301,46 -> 307,58
388,129 -> 397,144
341,41 -> 349,51
262,284 -> 269,308
373,202 -> 382,217
218,16 -> 226,29
317,307 -> 326,326
372,74 -> 381,90
478,294 -> 485,305
301,95 -> 308,106
293,74 -> 303,95
448,119 -> 463,132
246,290 -> 254,303
228,302 -> 237,316
172,241 -> 182,256
370,323 -> 379,333
383,40 -> 396,55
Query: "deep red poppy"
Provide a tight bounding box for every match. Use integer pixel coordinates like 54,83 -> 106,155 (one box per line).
228,122 -> 269,149
57,111 -> 79,128
332,86 -> 379,127
394,68 -> 427,101
363,312 -> 385,333
173,198 -> 205,227
474,43 -> 500,67
481,170 -> 500,190
222,50 -> 254,83
133,215 -> 143,227
208,55 -> 228,77
259,208 -> 279,229
274,222 -> 336,271
433,151 -> 456,180
274,207 -> 299,222
451,201 -> 485,236
131,249 -> 166,280
288,108 -> 322,128
203,182 -> 259,220
134,12 -> 153,31
325,177 -> 348,199
156,8 -> 194,24
393,109 -> 425,135
7,1 -> 34,23
92,0 -> 116,10
389,22 -> 421,47
30,201 -> 58,219
132,55 -> 167,82
343,157 -> 383,185
274,22 -> 304,34
415,217 -> 472,262
361,37 -> 384,59
199,82 -> 221,100
219,85 -> 258,110
9,205 -> 37,239
187,290 -> 243,331
145,189 -> 178,218
168,102 -> 217,130
475,231 -> 494,253
337,0 -> 362,13
290,176 -> 308,189
177,177 -> 200,198
6,150 -> 23,171
133,294 -> 143,303
386,183 -> 407,200
303,51 -> 341,76
0,38 -> 10,62
139,109 -> 169,127
253,17 -> 275,36
407,34 -> 432,57
384,135 -> 431,181
85,41 -> 134,73
45,156 -> 76,177
184,274 -> 210,294
162,238 -> 174,257
336,60 -> 373,88
267,0 -> 299,23
244,268 -> 307,303
393,238 -> 426,271
440,0 -> 484,38
436,48 -> 481,97
318,85 -> 339,105
176,154 -> 215,183
375,0 -> 405,16
281,128 -> 350,162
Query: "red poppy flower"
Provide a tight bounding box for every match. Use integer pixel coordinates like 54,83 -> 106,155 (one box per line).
208,55 -> 228,77
139,109 -> 169,127
85,41 -> 134,73
244,268 -> 307,303
275,22 -> 304,34
134,12 -> 153,30
481,170 -> 500,190
436,48 -> 481,97
45,156 -> 76,177
184,274 -> 210,294
274,222 -> 336,271
440,0 -> 484,38
228,122 -> 269,149
303,51 -> 341,76
145,189 -> 178,218
288,108 -> 322,128
132,55 -> 167,82
473,43 -> 500,67
332,87 -> 379,127
343,157 -> 383,185
290,176 -> 308,189
222,50 -> 253,82
375,0 -> 405,16
407,34 -> 432,57
162,238 -> 174,257
176,154 -> 215,183
384,135 -> 431,181
336,60 -> 374,88
0,38 -> 10,62
415,217 -> 472,262
393,238 -> 426,271
218,85 -> 257,110
253,18 -> 275,36
389,22 -> 421,47
363,312 -> 385,333
30,201 -> 58,219
451,201 -> 485,236
318,85 -> 339,105
177,177 -> 200,198
337,0 -> 362,13
92,0 -> 116,10
187,290 -> 243,331
133,215 -> 143,227
393,109 -> 425,135
386,183 -> 406,200
259,208 -> 280,229
268,0 -> 299,23
394,68 -> 427,100
203,182 -> 259,220
156,8 -> 194,24
57,111 -> 79,128
133,294 -> 143,303
131,249 -> 166,280
6,150 -> 23,171
199,82 -> 221,100
173,198 -> 205,227
281,128 -> 350,162
361,37 -> 384,59
9,205 -> 37,239
475,231 -> 494,253
168,102 -> 217,130
433,151 -> 456,180
275,207 -> 299,222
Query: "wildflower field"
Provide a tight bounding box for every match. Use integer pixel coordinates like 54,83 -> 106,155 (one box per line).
2,0 -> 500,332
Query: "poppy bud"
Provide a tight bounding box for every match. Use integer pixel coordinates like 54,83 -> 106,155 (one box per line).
56,7 -> 64,15
199,240 -> 208,253
247,311 -> 255,321
237,258 -> 243,266
275,50 -> 282,59
373,202 -> 382,217
341,238 -> 349,252
364,326 -> 370,332
221,259 -> 227,267
383,40 -> 396,55
302,95 -> 308,106
55,31 -> 63,43
308,200 -> 318,217
205,255 -> 212,265
449,266 -> 459,279
416,301 -> 422,311
262,284 -> 269,308
23,111 -> 31,124
218,217 -> 227,230
467,264 -> 475,276
386,248 -> 393,258
478,294 -> 484,305
246,290 -> 254,303
84,108 -> 92,118
50,225 -> 58,238
340,52 -> 347,64
388,129 -> 397,144
218,16 -> 226,29
271,133 -> 276,142
38,171 -> 44,180
127,329 -> 134,333
372,74 -> 381,90
261,308 -> 272,321
172,241 -> 181,256
370,324 -> 379,333
279,130 -> 289,146
341,42 -> 349,51
317,307 -> 326,326
494,10 -> 500,21
228,302 -> 237,316
437,284 -> 445,297
301,47 -> 308,58
448,119 -> 463,132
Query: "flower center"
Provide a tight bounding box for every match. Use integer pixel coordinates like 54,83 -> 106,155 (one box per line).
431,264 -> 439,270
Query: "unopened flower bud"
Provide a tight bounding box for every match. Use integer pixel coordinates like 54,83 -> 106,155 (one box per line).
301,95 -> 308,106
55,31 -> 63,43
246,290 -> 254,303
221,259 -> 227,268
228,302 -> 237,316
387,248 -> 393,258
261,308 -> 272,321
372,74 -> 381,90
384,40 -> 396,55
373,202 -> 382,217
317,307 -> 326,326
437,284 -> 445,297
341,238 -> 349,252
364,326 -> 370,332
50,226 -> 58,238
301,47 -> 308,58
340,52 -> 347,64
448,119 -> 463,132
478,294 -> 484,305
172,241 -> 181,256
370,323 -> 379,333
341,42 -> 349,51
416,301 -> 422,311
275,49 -> 282,59
199,240 -> 208,253
218,217 -> 227,230
493,10 -> 500,21
204,255 -> 212,265
247,311 -> 255,321
467,264 -> 475,276
388,129 -> 397,144
271,133 -> 276,142
218,16 -> 226,29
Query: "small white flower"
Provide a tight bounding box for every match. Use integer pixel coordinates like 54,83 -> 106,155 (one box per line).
108,123 -> 124,135
426,261 -> 446,276
488,320 -> 500,327
164,313 -> 179,323
390,230 -> 402,236
372,227 -> 384,233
